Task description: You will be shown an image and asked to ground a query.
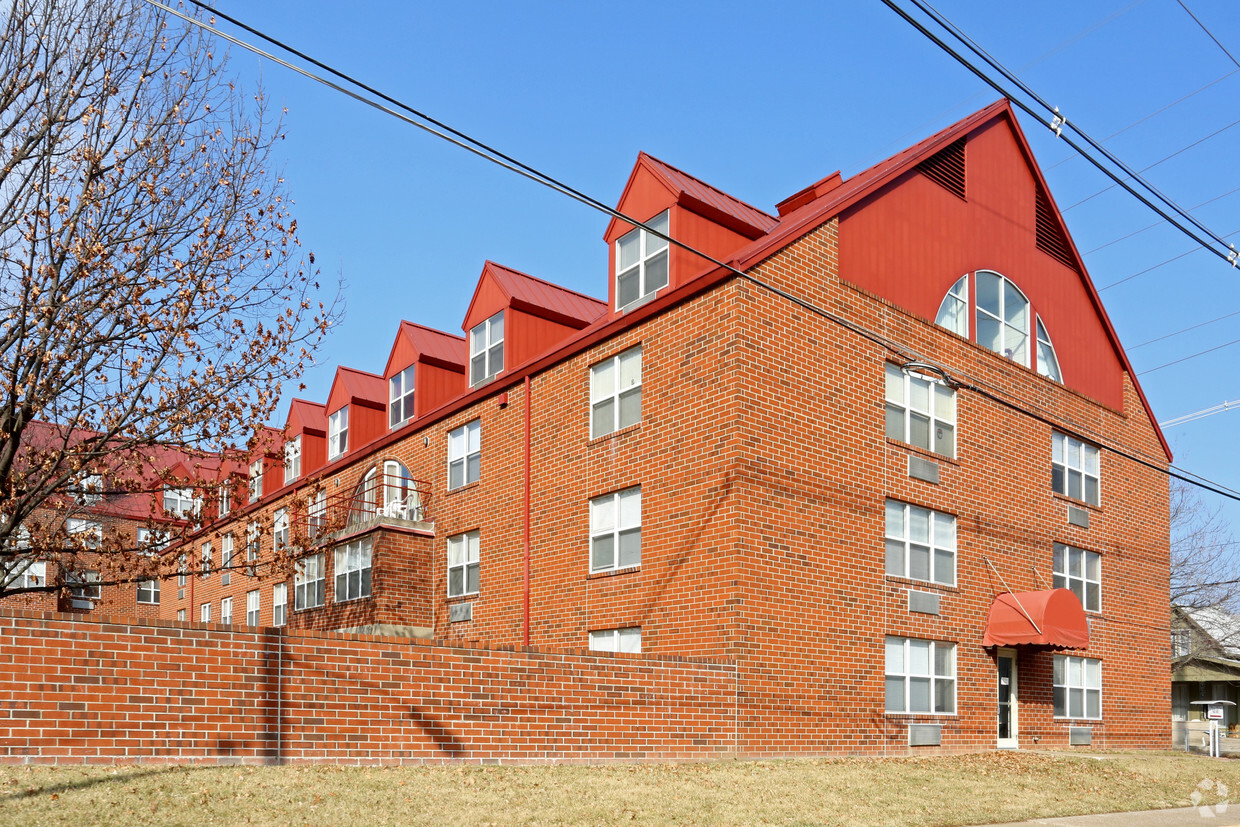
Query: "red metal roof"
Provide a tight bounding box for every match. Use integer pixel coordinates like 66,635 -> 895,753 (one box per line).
982,589 -> 1089,650
286,398 -> 327,435
638,152 -> 778,238
333,367 -> 386,407
484,261 -> 607,328
398,321 -> 467,368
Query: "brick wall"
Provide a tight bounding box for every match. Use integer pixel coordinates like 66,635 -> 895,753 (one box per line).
0,610 -> 737,765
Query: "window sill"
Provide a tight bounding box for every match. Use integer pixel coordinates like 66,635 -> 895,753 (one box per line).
884,712 -> 959,720
334,593 -> 372,605
885,576 -> 959,593
445,480 -> 481,496
885,438 -> 959,466
618,291 -> 660,314
446,592 -> 478,603
1054,716 -> 1102,723
589,423 -> 642,445
588,566 -> 641,581
470,373 -> 501,389
1053,492 -> 1101,512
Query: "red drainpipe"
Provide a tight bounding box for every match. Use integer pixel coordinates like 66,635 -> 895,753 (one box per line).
523,374 -> 531,647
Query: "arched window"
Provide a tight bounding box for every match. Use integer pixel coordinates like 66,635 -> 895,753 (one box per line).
349,461 -> 420,524
934,270 -> 1062,382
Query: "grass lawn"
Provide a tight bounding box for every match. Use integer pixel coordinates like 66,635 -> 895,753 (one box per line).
0,751 -> 1236,826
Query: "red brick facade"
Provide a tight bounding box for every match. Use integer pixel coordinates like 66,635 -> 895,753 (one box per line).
1,100 -> 1172,762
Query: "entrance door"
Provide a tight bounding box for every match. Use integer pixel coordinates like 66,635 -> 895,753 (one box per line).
997,649 -> 1018,749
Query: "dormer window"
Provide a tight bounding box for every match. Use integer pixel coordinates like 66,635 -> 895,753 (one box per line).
389,365 -> 416,428
469,311 -> 504,387
284,436 -> 301,484
935,271 -> 1062,381
248,460 -> 263,503
328,407 -> 349,461
616,210 -> 669,310
164,486 -> 196,518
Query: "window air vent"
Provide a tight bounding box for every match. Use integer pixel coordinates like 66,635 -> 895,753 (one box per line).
1069,726 -> 1092,746
1067,504 -> 1090,529
909,724 -> 942,747
1036,188 -> 1076,269
908,456 -> 940,485
449,602 -> 473,623
908,590 -> 941,616
916,138 -> 966,199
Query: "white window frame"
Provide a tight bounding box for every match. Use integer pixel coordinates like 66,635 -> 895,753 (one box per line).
589,627 -> 642,653
615,210 -> 670,310
273,583 -> 287,627
66,569 -> 101,600
884,500 -> 956,586
590,346 -> 643,439
935,274 -> 969,338
177,608 -> 186,622
9,560 -> 46,590
975,269 -> 1031,366
137,577 -> 160,605
273,508 -> 289,554
1053,655 -> 1102,720
294,552 -> 325,610
246,589 -> 260,625
163,486 -> 196,518
70,474 -> 104,505
200,541 -> 212,577
1172,629 -> 1191,659
1054,544 -> 1101,613
590,486 -> 641,573
246,521 -> 260,576
328,406 -> 349,461
447,530 -> 480,598
1052,432 -> 1100,506
284,436 -> 301,483
218,484 -> 231,518
200,602 -> 211,623
884,637 -> 956,715
220,596 -> 233,625
334,538 -> 372,602
248,459 -> 263,503
389,364 -> 416,428
220,533 -> 234,587
469,311 -> 505,387
447,420 -> 481,490
1035,316 -> 1062,381
309,489 -> 327,539
177,553 -> 187,598
66,518 -> 101,549
884,363 -> 956,457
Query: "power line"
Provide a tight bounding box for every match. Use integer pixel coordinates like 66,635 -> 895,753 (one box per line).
1129,308 -> 1240,350
890,0 -> 1236,264
1162,399 -> 1240,428
151,2 -> 1240,506
1084,184 -> 1240,255
1099,226 -> 1240,290
1176,0 -> 1240,68
1139,337 -> 1240,375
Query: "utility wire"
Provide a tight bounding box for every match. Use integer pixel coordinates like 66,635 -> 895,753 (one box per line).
1129,308 -> 1240,350
153,1 -> 1240,505
1140,337 -> 1240,375
1100,225 -> 1240,290
1084,184 -> 1240,255
1176,0 -> 1240,68
893,0 -> 1235,262
1162,398 -> 1240,427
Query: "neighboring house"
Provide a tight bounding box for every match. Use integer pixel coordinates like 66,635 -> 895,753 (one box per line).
1171,605 -> 1240,740
126,98 -> 1170,753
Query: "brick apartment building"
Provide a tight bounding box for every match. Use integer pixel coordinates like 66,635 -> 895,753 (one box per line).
14,98 -> 1171,756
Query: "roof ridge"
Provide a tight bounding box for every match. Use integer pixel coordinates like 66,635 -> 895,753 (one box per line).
399,320 -> 466,342
484,260 -> 607,307
639,151 -> 777,222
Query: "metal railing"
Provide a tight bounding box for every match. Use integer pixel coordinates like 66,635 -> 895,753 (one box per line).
295,472 -> 432,543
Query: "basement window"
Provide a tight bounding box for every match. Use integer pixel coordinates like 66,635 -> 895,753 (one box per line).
590,626 -> 642,653
616,211 -> 669,310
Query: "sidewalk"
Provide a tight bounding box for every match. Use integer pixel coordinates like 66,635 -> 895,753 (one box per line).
1000,805 -> 1240,825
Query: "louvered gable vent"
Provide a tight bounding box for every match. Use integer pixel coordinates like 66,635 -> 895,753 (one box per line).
916,137 -> 966,199
1036,187 -> 1076,269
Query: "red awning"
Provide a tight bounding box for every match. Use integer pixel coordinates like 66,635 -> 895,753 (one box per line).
982,588 -> 1089,649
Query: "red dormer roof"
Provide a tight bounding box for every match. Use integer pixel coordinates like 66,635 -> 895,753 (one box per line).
285,398 -> 328,436
249,425 -> 284,458
383,321 -> 467,376
465,261 -> 607,332
606,152 -> 778,243
326,366 -> 386,413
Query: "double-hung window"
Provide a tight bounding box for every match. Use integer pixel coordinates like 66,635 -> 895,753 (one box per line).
220,596 -> 233,625
220,534 -> 234,587
1052,432 -> 1100,506
328,407 -> 349,461
137,577 -> 160,604
590,346 -> 642,438
272,583 -> 287,626
885,637 -> 956,714
218,484 -> 231,518
66,518 -> 101,549
884,500 -> 956,586
284,436 -> 301,483
200,602 -> 211,622
246,521 -> 260,576
163,486 -> 195,518
589,627 -> 642,653
308,490 -> 327,539
294,552 -> 325,610
616,210 -> 669,309
590,486 -> 641,573
1053,544 -> 1100,612
447,531 -> 480,598
469,312 -> 505,387
201,542 -> 212,577
884,364 -> 955,456
66,570 -> 101,600
248,459 -> 263,502
448,420 -> 481,490
389,365 -> 416,428
334,538 -> 372,602
273,508 -> 289,554
1053,655 -> 1102,719
246,590 -> 260,625
177,554 -> 187,599
10,560 -> 46,590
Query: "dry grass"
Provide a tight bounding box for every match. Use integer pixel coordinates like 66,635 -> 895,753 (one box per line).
0,751 -> 1237,826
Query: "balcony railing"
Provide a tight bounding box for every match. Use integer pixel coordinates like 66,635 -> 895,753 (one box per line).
293,472 -> 432,544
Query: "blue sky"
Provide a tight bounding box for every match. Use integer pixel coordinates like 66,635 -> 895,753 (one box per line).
209,1 -> 1240,514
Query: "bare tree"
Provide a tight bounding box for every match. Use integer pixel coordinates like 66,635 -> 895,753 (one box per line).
1170,479 -> 1240,612
0,0 -> 339,598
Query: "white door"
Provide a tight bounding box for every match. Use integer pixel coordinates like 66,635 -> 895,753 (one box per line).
997,649 -> 1018,749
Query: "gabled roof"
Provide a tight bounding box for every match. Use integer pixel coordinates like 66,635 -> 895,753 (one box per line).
1181,606 -> 1240,659
723,98 -> 1171,461
469,261 -> 607,330
285,398 -> 328,436
607,152 -> 779,242
384,321 -> 467,376
328,366 -> 386,412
